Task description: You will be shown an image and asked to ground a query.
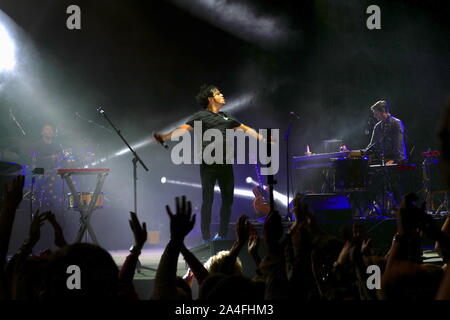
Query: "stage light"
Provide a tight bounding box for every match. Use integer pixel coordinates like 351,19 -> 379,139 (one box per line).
233,187 -> 254,199
0,24 -> 16,71
114,140 -> 152,157
159,176 -> 255,199
159,176 -> 288,207
273,190 -> 288,207
245,176 -> 288,207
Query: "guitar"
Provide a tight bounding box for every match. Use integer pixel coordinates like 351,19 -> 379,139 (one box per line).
252,160 -> 271,216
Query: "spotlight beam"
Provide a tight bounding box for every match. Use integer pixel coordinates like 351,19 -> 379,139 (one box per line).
245,177 -> 288,207
0,23 -> 16,71
162,176 -> 288,207
169,0 -> 297,48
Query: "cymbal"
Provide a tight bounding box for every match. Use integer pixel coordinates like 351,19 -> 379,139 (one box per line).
0,137 -> 33,150
0,137 -> 33,164
0,161 -> 22,175
0,150 -> 21,162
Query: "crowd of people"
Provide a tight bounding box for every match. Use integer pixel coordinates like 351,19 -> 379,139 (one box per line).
0,181 -> 449,300
0,101 -> 449,301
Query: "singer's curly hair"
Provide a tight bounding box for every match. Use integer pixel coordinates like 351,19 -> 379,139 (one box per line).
196,84 -> 218,108
370,100 -> 390,113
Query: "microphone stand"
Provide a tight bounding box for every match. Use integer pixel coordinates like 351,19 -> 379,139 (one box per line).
97,107 -> 154,273
284,120 -> 293,220
266,129 -> 276,213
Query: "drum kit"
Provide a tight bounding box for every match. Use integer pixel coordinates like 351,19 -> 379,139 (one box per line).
0,134 -> 106,213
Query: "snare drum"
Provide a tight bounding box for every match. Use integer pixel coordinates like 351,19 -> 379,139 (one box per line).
68,192 -> 104,209
333,158 -> 369,192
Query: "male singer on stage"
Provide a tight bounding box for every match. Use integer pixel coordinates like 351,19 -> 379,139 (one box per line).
154,84 -> 266,242
366,100 -> 407,164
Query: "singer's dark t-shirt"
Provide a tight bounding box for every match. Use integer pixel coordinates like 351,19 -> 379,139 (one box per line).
186,110 -> 241,164
186,110 -> 241,132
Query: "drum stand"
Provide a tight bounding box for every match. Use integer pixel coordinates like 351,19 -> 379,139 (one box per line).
423,156 -> 449,215
432,192 -> 449,215
24,167 -> 46,220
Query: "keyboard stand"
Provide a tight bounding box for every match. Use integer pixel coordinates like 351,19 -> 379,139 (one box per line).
58,169 -> 110,245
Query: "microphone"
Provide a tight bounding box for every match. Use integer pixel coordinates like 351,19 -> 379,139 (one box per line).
153,133 -> 168,149
289,111 -> 300,120
284,112 -> 300,140
365,115 -> 376,135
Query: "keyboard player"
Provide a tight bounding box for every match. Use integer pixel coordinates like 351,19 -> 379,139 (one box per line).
364,100 -> 408,210
365,100 -> 407,164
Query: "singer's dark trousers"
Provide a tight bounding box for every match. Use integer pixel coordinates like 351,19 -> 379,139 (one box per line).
200,163 -> 234,240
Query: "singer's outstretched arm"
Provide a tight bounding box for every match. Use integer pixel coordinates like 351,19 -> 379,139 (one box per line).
154,124 -> 193,142
236,124 -> 275,143
155,123 -> 271,145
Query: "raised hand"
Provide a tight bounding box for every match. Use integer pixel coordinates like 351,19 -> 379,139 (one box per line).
397,193 -> 421,235
291,193 -> 314,228
361,238 -> 373,256
335,240 -> 352,267
352,222 -> 369,252
153,133 -> 165,145
263,211 -> 283,251
248,223 -> 259,254
46,212 -> 68,248
166,196 -> 195,243
235,215 -> 250,247
288,194 -> 310,241
0,176 -> 26,268
248,223 -> 261,265
129,211 -> 147,250
182,268 -> 194,287
28,210 -> 48,245
415,203 -> 450,261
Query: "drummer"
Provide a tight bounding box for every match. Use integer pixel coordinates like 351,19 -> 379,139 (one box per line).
31,124 -> 65,213
32,124 -> 63,169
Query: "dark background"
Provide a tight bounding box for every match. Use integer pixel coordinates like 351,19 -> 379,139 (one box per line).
0,0 -> 448,250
